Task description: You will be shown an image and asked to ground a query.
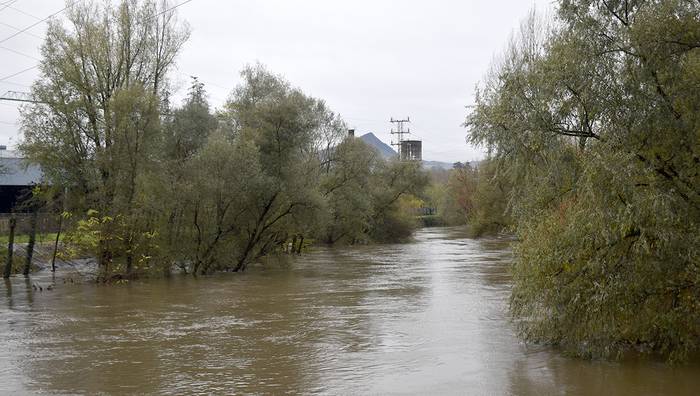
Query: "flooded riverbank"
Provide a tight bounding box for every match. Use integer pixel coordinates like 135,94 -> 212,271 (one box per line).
1,227 -> 698,394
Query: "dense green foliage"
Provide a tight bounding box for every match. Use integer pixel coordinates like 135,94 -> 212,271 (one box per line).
19,1 -> 427,278
466,1 -> 700,361
320,137 -> 426,244
425,161 -> 511,235
424,166 -> 470,227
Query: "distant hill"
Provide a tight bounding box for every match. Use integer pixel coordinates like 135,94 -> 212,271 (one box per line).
421,160 -> 454,170
358,132 -> 479,170
422,160 -> 481,170
360,133 -> 397,159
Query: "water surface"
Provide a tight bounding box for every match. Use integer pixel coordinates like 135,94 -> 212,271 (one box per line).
1,227 -> 698,395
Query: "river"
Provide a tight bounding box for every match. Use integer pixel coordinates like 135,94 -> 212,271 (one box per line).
1,227 -> 698,395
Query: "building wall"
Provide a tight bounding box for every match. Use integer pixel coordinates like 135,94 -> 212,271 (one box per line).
0,150 -> 44,213
0,185 -> 33,213
400,140 -> 422,161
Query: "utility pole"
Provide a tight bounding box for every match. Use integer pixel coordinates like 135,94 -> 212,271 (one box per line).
390,117 -> 411,159
0,91 -> 39,104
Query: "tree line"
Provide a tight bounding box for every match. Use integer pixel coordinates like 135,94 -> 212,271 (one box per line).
424,160 -> 511,235
430,0 -> 698,362
18,1 -> 427,278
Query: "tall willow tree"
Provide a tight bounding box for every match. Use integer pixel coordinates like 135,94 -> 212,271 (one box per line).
319,137 -> 378,244
158,65 -> 348,274
16,3 -> 429,278
222,65 -> 334,271
467,1 -> 700,361
20,0 -> 190,274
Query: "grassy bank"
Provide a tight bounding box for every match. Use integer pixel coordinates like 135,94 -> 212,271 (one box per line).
0,233 -> 63,245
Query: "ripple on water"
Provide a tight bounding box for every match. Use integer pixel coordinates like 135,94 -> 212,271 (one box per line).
1,227 -> 700,395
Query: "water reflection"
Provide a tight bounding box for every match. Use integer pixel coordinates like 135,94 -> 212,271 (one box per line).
0,227 -> 698,394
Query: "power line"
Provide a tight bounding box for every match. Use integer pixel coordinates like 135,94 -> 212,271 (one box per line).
0,80 -> 31,89
0,2 -> 52,65
0,0 -> 224,114
6,5 -> 43,21
390,117 -> 410,158
0,90 -> 36,103
0,21 -> 43,40
0,44 -> 40,61
174,72 -> 229,105
148,0 -> 195,21
0,0 -> 196,87
0,101 -> 21,108
0,2 -> 70,45
0,2 -> 76,88
0,64 -> 38,82
0,0 -> 20,14
176,71 -> 228,91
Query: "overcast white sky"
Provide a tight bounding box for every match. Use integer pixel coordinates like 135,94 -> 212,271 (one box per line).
0,0 -> 553,162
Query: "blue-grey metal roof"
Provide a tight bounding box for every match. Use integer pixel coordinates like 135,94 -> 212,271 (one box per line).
0,156 -> 43,186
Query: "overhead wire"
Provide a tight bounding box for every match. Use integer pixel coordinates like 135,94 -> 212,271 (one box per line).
0,21 -> 43,39
175,71 -> 229,103
0,44 -> 40,61
0,0 -> 20,13
0,1 -> 59,113
147,0 -> 195,21
0,2 -> 43,64
344,115 -> 433,139
0,0 -> 198,88
129,1 -> 228,106
0,64 -> 37,82
177,72 -> 230,92
5,4 -> 42,21
0,2 -> 71,45
0,2 -> 70,87
0,79 -> 31,88
0,0 -> 230,113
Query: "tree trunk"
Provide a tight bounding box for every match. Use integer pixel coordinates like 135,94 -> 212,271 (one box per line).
296,235 -> 304,254
3,217 -> 16,278
124,232 -> 134,276
99,241 -> 112,274
24,211 -> 38,276
51,214 -> 62,272
233,241 -> 254,272
125,253 -> 133,276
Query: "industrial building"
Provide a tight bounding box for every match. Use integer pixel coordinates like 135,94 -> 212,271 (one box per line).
400,140 -> 422,161
0,146 -> 43,213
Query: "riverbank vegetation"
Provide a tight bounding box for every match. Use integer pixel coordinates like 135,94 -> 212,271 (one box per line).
425,160 -> 512,236
17,1 -> 427,278
459,1 -> 699,361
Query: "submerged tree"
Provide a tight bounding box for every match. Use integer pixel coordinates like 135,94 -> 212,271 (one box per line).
164,77 -> 218,162
18,3 -> 429,279
367,159 -> 428,242
20,0 -> 190,275
219,65 -> 331,271
319,137 -> 378,244
467,1 -> 700,361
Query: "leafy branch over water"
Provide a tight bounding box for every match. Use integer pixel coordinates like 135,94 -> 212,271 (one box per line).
463,1 -> 700,361
18,1 -> 427,278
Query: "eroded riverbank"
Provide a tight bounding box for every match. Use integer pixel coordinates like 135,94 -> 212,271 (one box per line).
1,227 -> 699,395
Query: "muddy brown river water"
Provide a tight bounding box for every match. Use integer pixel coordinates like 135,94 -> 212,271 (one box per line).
1,227 -> 699,395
